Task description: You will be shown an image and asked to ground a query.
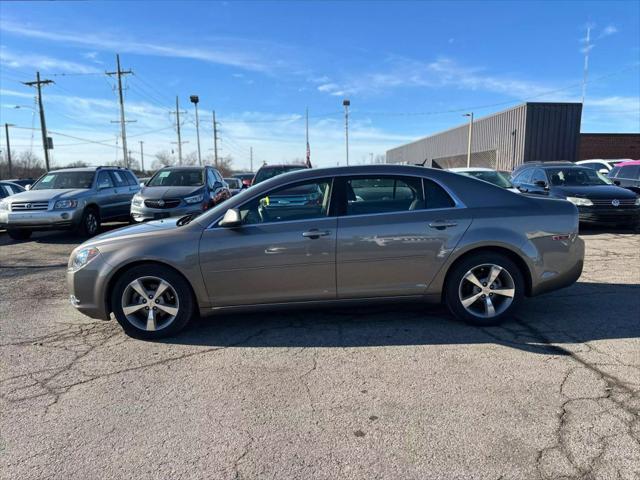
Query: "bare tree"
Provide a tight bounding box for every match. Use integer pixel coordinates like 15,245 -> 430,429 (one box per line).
151,150 -> 175,170
0,151 -> 45,179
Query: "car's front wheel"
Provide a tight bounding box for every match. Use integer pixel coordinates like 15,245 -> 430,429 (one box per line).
445,252 -> 524,326
111,264 -> 196,339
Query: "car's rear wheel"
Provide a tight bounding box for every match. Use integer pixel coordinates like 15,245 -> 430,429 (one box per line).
7,228 -> 32,241
111,265 -> 195,339
77,207 -> 100,237
445,252 -> 524,326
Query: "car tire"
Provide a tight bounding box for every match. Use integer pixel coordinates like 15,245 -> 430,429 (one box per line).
77,207 -> 100,237
7,228 -> 32,241
111,264 -> 196,340
444,252 -> 525,326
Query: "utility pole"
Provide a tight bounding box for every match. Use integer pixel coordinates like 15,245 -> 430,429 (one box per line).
106,54 -> 133,168
170,96 -> 187,165
139,141 -> 145,173
4,123 -> 14,177
250,147 -> 253,173
464,112 -> 474,168
23,72 -> 53,171
212,110 -> 219,168
305,107 -> 311,167
343,99 -> 350,166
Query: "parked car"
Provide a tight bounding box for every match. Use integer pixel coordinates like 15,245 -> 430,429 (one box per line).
233,172 -> 255,188
448,167 -> 519,193
0,181 -> 25,199
511,161 -> 640,227
68,164 -> 584,339
608,160 -> 640,194
6,178 -> 35,188
130,166 -> 230,222
0,166 -> 140,240
575,159 -> 622,174
224,177 -> 243,196
252,164 -> 309,185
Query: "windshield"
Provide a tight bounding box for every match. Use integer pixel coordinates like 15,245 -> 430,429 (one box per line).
253,166 -> 306,185
547,168 -> 612,187
225,178 -> 241,189
147,169 -> 204,187
32,171 -> 95,190
459,170 -> 513,189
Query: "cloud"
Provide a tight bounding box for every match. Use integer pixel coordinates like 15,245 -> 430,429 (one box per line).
0,19 -> 294,73
0,47 -> 101,74
598,25 -> 618,39
314,56 -> 553,99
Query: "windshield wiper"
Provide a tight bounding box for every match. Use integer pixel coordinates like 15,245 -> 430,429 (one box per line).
176,212 -> 199,226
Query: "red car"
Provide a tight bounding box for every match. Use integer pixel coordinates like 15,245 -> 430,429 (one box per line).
608,160 -> 640,194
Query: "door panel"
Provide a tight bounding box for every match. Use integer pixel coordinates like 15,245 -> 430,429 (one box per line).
336,210 -> 471,298
199,218 -> 337,306
109,171 -> 133,217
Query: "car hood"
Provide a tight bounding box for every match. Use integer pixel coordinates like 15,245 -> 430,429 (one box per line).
4,188 -> 89,203
139,186 -> 203,199
551,185 -> 638,199
87,218 -> 183,245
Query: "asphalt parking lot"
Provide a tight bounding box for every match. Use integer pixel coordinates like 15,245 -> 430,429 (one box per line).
1,226 -> 639,480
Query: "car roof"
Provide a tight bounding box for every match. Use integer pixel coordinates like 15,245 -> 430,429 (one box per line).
158,166 -> 206,170
448,167 -> 495,172
614,160 -> 640,166
257,164 -> 307,169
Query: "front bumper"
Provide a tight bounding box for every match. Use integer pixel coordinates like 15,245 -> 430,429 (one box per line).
130,203 -> 202,222
0,208 -> 83,230
67,254 -> 111,320
578,206 -> 640,226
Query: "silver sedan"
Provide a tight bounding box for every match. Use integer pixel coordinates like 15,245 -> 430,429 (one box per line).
67,165 -> 584,339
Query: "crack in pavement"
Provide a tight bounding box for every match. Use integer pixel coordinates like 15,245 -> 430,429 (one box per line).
482,317 -> 639,480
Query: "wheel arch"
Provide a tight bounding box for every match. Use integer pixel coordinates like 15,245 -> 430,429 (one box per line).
104,260 -> 197,317
440,246 -> 533,303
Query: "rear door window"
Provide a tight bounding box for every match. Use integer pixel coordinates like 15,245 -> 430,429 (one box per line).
124,171 -> 138,186
424,179 -> 455,209
345,176 -> 424,216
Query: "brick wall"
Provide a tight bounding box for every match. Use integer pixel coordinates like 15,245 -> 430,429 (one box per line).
579,133 -> 640,160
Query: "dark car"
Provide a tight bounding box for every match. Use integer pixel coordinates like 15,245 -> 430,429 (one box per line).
233,173 -> 255,188
608,160 -> 640,195
130,166 -> 231,222
0,181 -> 25,198
511,161 -> 640,227
224,177 -> 243,196
252,164 -> 309,185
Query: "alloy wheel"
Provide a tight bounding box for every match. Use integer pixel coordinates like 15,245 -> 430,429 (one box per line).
86,212 -> 98,235
121,276 -> 180,331
458,263 -> 515,318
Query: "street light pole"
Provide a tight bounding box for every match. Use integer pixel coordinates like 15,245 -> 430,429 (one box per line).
4,123 -> 14,177
190,95 -> 202,166
464,112 -> 474,168
343,99 -> 350,166
139,141 -> 145,173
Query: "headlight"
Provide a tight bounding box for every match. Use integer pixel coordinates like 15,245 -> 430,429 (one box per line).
184,193 -> 204,204
54,199 -> 78,209
132,194 -> 143,206
68,247 -> 100,272
635,197 -> 640,206
0,200 -> 8,211
566,196 -> 593,206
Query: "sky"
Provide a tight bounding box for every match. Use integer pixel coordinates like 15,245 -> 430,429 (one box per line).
0,0 -> 639,171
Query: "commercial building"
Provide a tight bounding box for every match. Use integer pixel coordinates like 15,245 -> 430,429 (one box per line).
386,102 -> 639,171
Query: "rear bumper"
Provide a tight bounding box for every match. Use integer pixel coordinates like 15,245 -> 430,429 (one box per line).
0,208 -> 83,230
530,234 -> 585,297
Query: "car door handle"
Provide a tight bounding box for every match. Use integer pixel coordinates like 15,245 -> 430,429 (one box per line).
302,229 -> 331,239
428,221 -> 457,230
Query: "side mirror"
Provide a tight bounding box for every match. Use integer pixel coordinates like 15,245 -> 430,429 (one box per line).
25,184 -> 31,191
219,208 -> 242,228
613,180 -> 621,186
140,182 -> 146,187
535,180 -> 548,189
